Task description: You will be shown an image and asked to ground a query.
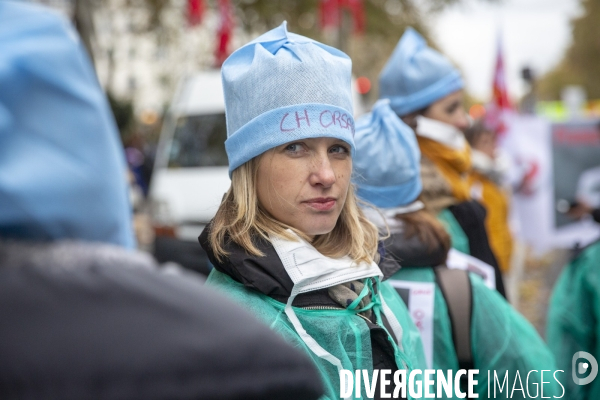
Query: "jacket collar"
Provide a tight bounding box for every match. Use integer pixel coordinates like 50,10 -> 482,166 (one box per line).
198,222 -> 400,302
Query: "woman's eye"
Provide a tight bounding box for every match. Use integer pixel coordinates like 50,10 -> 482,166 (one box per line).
330,145 -> 349,154
446,102 -> 460,114
285,143 -> 302,152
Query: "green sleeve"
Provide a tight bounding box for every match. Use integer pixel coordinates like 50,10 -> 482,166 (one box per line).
547,241 -> 600,400
437,208 -> 471,255
471,275 -> 563,398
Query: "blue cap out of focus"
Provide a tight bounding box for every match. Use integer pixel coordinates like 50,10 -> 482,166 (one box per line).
0,1 -> 135,248
222,22 -> 356,175
353,100 -> 422,208
379,27 -> 464,116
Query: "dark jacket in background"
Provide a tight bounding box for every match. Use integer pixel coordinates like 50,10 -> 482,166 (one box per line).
448,200 -> 506,297
0,240 -> 324,400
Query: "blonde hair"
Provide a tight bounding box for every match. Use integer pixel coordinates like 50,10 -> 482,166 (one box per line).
209,155 -> 380,264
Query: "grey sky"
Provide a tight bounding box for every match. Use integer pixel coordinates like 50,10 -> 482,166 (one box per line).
432,0 -> 582,101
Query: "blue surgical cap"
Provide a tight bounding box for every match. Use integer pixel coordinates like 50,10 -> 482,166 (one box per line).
379,27 -> 464,116
0,1 -> 135,248
353,100 -> 422,208
222,22 -> 355,175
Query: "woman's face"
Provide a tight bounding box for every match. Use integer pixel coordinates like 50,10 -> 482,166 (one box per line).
422,90 -> 470,131
473,130 -> 496,158
256,137 -> 352,239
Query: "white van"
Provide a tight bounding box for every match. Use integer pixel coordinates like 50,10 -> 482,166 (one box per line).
149,70 -> 229,274
149,70 -> 367,274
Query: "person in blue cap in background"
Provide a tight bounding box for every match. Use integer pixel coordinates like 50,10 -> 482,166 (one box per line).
0,5 -> 135,248
199,22 -> 428,399
353,99 -> 563,399
0,3 -> 325,399
378,27 -> 506,297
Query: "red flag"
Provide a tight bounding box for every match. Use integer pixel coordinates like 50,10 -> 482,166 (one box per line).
187,0 -> 204,27
320,0 -> 341,30
319,0 -> 365,34
486,33 -> 513,135
345,0 -> 365,34
491,38 -> 512,110
215,0 -> 234,67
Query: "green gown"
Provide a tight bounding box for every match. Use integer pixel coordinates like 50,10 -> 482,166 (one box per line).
547,239 -> 600,400
391,267 -> 563,399
207,269 -> 428,399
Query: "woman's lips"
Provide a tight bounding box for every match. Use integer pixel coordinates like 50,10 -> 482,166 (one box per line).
302,197 -> 337,211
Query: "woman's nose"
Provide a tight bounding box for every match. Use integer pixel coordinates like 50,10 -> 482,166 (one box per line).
309,154 -> 336,188
454,110 -> 470,131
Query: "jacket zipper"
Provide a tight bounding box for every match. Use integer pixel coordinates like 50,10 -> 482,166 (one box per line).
301,306 -> 373,323
301,305 -> 344,311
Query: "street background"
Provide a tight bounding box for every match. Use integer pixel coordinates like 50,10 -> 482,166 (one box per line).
33,0 -> 600,336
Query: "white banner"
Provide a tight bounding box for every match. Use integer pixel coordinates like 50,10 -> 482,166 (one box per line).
390,280 -> 435,369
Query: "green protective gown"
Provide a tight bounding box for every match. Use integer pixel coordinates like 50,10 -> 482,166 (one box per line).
547,240 -> 600,400
207,269 -> 428,400
437,208 -> 470,255
392,267 -> 564,399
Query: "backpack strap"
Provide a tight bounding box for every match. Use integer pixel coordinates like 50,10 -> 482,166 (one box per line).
434,267 -> 474,371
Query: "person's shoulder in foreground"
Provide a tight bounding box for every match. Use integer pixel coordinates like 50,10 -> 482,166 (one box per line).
0,240 -> 324,400
0,3 -> 323,399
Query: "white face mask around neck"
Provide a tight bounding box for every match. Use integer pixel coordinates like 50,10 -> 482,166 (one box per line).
270,230 -> 406,374
415,115 -> 468,150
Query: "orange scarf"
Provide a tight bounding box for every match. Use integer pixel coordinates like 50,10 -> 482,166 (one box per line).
469,171 -> 513,272
417,135 -> 472,201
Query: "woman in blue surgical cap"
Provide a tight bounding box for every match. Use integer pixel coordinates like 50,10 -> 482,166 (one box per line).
199,22 -> 427,399
353,100 -> 562,399
379,28 -> 506,297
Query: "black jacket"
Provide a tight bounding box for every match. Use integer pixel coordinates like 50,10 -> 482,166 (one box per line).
0,240 -> 323,400
448,200 -> 506,297
199,225 -> 407,398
